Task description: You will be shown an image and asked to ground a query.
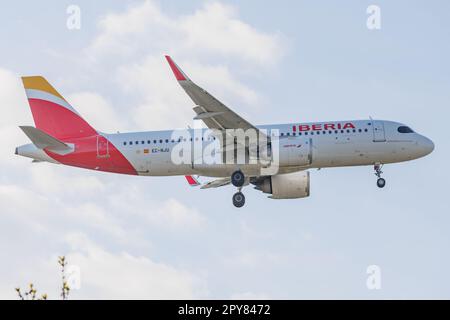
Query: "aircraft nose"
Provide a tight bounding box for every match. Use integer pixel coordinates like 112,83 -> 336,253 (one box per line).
421,136 -> 434,156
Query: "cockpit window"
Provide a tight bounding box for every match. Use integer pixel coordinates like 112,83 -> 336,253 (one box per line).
398,126 -> 414,133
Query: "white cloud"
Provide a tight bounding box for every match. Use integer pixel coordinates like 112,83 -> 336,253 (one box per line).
82,1 -> 286,130
67,92 -> 127,133
0,68 -> 31,127
1,165 -> 207,244
88,0 -> 172,58
0,1 -> 289,299
0,166 -> 209,298
0,184 -> 51,233
29,164 -> 105,196
64,233 -> 205,299
147,198 -> 206,230
0,68 -> 34,166
4,233 -> 207,299
88,1 -> 285,66
180,2 -> 284,65
116,55 -> 259,129
116,55 -> 194,130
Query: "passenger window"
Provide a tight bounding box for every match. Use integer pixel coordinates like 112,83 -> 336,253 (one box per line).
135,141 -> 139,145
130,141 -> 133,145
364,129 -> 368,132
159,139 -> 163,143
147,140 -> 151,144
123,142 -> 127,145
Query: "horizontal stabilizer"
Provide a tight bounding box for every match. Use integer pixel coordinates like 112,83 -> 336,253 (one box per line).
200,177 -> 231,189
19,126 -> 74,155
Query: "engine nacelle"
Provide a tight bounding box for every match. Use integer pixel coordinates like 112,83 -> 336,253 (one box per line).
257,171 -> 310,199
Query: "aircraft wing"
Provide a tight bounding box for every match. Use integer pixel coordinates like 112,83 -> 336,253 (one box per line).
165,56 -> 259,132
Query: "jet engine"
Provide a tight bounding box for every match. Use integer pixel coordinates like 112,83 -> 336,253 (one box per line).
253,171 -> 310,199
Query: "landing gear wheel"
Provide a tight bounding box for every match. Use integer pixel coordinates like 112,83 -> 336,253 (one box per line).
377,178 -> 386,188
231,170 -> 245,187
232,192 -> 246,208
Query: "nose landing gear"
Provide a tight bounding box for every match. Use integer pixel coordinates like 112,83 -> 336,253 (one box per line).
374,164 -> 386,188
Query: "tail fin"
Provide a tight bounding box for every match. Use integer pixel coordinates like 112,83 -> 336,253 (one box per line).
21,76 -> 97,140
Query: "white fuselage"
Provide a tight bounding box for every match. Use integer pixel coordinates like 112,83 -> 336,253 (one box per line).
102,119 -> 434,177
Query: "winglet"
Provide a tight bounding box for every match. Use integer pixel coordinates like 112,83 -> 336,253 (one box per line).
185,175 -> 200,187
165,55 -> 190,81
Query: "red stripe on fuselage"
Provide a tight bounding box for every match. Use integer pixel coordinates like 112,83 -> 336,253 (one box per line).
45,135 -> 138,175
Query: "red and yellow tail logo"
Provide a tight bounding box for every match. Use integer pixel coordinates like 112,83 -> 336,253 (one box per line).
22,76 -> 97,140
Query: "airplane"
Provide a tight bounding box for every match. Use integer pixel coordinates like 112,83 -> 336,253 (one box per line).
15,56 -> 434,208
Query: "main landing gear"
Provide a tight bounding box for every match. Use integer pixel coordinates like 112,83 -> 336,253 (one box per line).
232,190 -> 245,208
231,170 -> 246,208
231,170 -> 245,187
374,164 -> 386,188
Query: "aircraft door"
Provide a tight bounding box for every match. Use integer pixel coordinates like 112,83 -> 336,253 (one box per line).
97,135 -> 110,157
372,120 -> 386,142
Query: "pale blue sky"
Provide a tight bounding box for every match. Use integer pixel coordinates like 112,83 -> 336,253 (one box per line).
0,1 -> 449,299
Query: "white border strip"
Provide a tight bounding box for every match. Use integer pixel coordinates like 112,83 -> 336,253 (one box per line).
25,89 -> 80,115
